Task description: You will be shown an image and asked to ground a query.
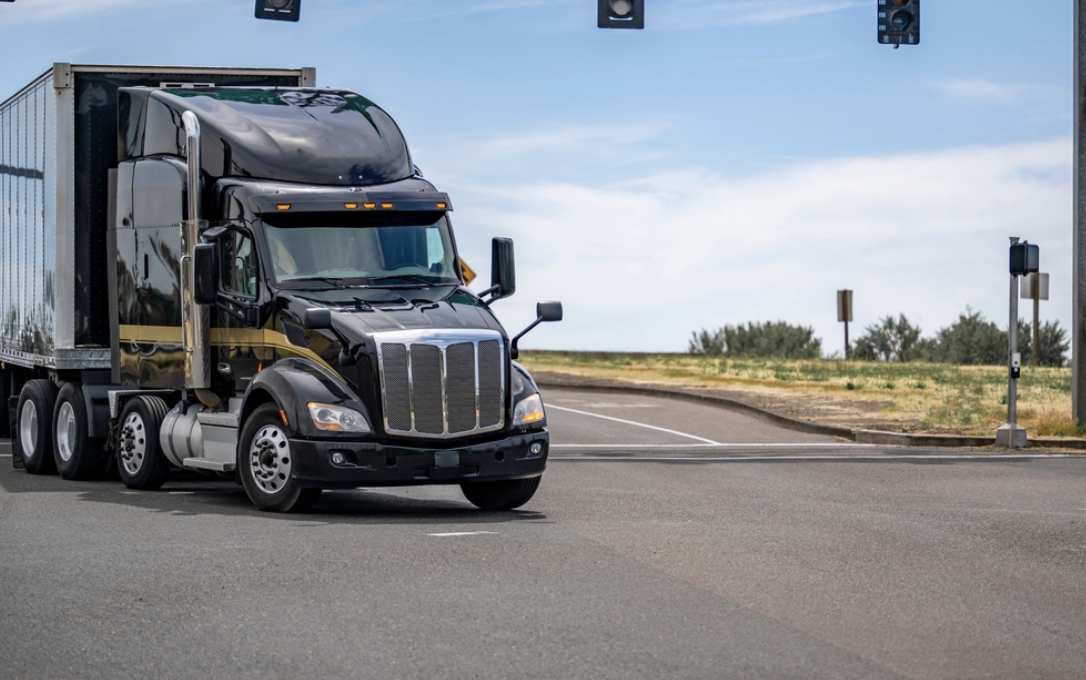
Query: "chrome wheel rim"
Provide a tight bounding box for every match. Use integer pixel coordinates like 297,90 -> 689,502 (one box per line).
119,412 -> 147,476
19,401 -> 38,459
249,425 -> 291,494
56,402 -> 76,462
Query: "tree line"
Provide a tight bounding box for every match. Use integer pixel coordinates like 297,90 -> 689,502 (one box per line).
689,309 -> 1069,366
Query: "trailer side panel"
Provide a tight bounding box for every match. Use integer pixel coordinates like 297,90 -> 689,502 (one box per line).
0,72 -> 55,366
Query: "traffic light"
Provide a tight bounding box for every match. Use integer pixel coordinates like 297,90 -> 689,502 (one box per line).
255,0 -> 300,22
598,0 -> 644,29
878,0 -> 919,47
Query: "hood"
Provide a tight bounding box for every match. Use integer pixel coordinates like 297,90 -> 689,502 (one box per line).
285,286 -> 505,342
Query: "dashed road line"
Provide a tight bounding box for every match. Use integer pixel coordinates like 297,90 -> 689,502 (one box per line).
427,531 -> 499,537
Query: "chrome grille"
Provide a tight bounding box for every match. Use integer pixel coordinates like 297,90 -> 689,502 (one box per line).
376,331 -> 506,439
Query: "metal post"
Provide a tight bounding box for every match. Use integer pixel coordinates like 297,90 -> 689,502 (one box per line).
844,320 -> 850,360
998,238 -> 1028,447
1074,0 -> 1086,423
1033,275 -> 1041,367
1008,272 -> 1018,425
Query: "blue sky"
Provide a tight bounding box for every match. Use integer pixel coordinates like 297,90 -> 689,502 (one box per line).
0,0 -> 1075,353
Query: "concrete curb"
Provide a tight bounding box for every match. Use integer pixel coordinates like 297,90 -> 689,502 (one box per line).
534,372 -> 1086,450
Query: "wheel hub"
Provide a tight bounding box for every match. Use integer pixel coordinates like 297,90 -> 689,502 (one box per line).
19,400 -> 38,460
56,402 -> 76,463
249,426 -> 291,494
119,413 -> 147,475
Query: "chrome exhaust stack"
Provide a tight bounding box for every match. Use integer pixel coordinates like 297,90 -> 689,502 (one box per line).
180,111 -> 221,410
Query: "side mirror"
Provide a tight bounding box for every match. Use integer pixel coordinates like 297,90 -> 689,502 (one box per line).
299,306 -> 358,366
193,243 -> 218,305
510,300 -> 563,360
300,307 -> 331,330
536,301 -> 563,322
482,237 -> 516,304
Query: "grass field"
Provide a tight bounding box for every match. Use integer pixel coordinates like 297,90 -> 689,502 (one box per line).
518,351 -> 1082,437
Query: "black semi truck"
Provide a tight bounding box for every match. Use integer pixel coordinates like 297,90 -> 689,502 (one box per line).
0,64 -> 560,512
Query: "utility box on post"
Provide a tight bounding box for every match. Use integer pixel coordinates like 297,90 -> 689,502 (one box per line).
1010,242 -> 1039,276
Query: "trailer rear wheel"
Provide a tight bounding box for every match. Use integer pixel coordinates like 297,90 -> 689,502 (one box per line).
16,380 -> 59,475
239,403 -> 321,513
461,476 -> 541,511
116,396 -> 171,491
53,382 -> 109,480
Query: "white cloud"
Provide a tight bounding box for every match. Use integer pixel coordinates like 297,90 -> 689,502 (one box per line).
932,79 -> 1023,103
322,0 -> 577,23
0,0 -> 171,22
448,139 -> 1071,353
658,1 -> 864,29
470,121 -> 671,159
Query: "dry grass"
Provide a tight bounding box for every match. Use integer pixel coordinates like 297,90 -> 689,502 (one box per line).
519,351 -> 1084,437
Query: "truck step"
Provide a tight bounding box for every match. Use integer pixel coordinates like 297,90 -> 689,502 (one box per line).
182,457 -> 236,473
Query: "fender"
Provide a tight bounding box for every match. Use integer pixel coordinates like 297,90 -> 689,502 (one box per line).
240,357 -> 371,438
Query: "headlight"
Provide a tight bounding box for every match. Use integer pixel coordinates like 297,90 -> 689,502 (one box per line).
308,403 -> 371,433
513,393 -> 545,427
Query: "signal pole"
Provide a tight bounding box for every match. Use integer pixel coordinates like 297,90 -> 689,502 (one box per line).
1075,0 -> 1086,423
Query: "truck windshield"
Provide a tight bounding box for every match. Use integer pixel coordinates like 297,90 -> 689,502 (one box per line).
260,212 -> 460,288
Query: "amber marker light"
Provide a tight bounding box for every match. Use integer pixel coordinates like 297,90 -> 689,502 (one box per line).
363,203 -> 376,209
276,204 -> 291,211
344,203 -> 358,209
381,203 -> 394,209
436,203 -> 447,209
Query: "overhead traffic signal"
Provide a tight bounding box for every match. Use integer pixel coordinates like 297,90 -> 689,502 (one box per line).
255,0 -> 300,22
598,0 -> 644,29
878,0 -> 919,47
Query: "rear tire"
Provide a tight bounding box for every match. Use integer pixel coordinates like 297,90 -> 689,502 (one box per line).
239,403 -> 321,513
461,476 -> 541,511
16,380 -> 59,475
53,382 -> 109,480
116,396 -> 171,490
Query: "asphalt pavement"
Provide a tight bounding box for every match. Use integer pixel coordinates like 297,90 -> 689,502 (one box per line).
1,387 -> 1084,679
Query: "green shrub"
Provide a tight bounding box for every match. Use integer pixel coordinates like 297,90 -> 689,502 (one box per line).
851,314 -> 924,362
689,321 -> 821,359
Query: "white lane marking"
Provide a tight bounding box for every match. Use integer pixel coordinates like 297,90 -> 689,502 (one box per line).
167,491 -> 195,495
551,454 -> 1078,462
546,404 -> 721,445
0,453 -> 11,457
428,531 -> 498,537
552,443 -> 876,449
552,402 -> 658,409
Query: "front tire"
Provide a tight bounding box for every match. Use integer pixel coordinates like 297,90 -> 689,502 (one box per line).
461,476 -> 541,511
116,396 -> 171,490
239,403 -> 321,513
53,382 -> 109,480
16,380 -> 59,475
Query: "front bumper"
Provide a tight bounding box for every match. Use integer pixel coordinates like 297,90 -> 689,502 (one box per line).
288,430 -> 549,489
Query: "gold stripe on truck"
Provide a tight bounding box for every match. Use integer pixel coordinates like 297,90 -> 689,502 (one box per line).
117,324 -> 335,372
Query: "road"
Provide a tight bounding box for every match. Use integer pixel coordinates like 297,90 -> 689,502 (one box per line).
1,387 -> 1085,679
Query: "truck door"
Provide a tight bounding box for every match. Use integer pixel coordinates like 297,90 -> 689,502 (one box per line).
215,228 -> 268,392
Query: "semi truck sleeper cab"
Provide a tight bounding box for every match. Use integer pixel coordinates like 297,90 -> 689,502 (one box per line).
0,64 -> 561,512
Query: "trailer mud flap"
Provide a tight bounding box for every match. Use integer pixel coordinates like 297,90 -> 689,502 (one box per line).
9,396 -> 23,469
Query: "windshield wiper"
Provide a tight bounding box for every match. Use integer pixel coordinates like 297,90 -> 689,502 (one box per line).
357,275 -> 454,288
284,276 -> 348,289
